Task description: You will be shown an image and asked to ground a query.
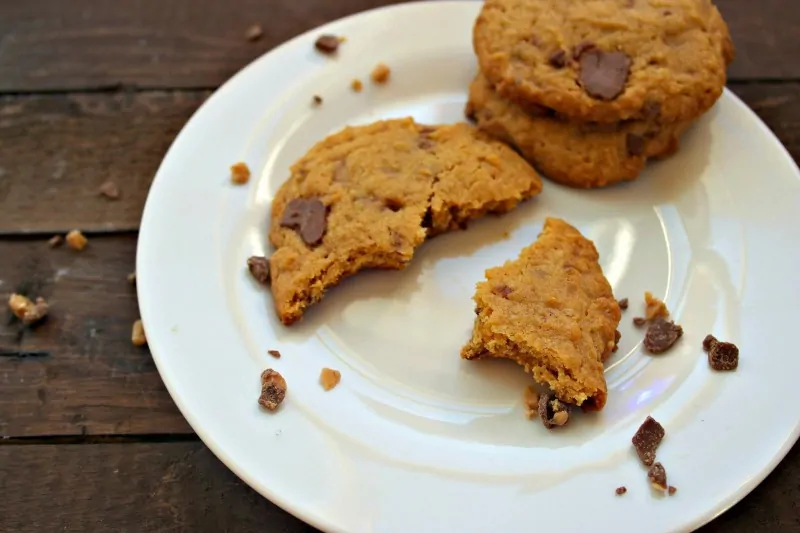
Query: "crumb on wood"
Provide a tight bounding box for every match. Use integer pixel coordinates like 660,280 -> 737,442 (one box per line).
351,79 -> 363,93
127,272 -> 136,285
230,162 -> 251,185
98,180 -> 120,200
259,369 -> 287,410
268,349 -> 281,359
132,319 -> 147,346
245,23 -> 263,41
66,230 -> 88,251
319,368 -> 341,391
8,293 -> 49,325
615,486 -> 627,496
312,95 -> 323,106
370,63 -> 391,84
48,235 -> 63,248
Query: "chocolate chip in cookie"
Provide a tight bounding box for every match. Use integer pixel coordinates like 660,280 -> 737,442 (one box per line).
626,133 -> 646,156
578,49 -> 632,101
280,198 -> 327,246
548,49 -> 567,68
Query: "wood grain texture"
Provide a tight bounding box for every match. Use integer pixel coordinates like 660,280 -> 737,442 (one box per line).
0,91 -> 208,234
0,0 -> 410,92
0,0 -> 797,92
0,235 -> 190,437
0,441 -> 797,532
0,83 -> 798,235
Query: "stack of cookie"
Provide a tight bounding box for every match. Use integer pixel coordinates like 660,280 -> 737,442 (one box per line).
466,0 -> 734,188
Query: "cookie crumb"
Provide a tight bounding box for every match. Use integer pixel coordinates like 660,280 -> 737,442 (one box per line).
370,63 -> 391,84
8,294 -> 48,325
707,338 -> 739,371
351,78 -> 363,93
259,369 -> 287,410
98,181 -> 120,200
644,291 -> 669,320
65,230 -> 88,251
632,416 -> 664,466
668,485 -> 677,495
127,272 -> 136,285
314,34 -> 340,54
131,319 -> 147,346
230,162 -> 251,185
617,297 -> 628,310
643,317 -> 683,354
48,235 -> 63,248
268,349 -> 281,359
538,392 -> 570,429
247,256 -> 270,285
523,386 -> 539,419
615,486 -> 627,496
648,462 -> 668,492
245,23 -> 263,42
319,368 -> 341,391
312,95 -> 323,106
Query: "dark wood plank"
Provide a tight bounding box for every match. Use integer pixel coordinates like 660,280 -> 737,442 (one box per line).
0,0 -> 796,92
0,441 -> 797,532
0,91 -> 207,234
0,235 -> 190,437
0,442 -> 317,533
0,83 -> 798,235
0,0 -> 410,92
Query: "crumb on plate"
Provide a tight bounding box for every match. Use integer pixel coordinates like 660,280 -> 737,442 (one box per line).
230,162 -> 251,185
320,367 -> 341,391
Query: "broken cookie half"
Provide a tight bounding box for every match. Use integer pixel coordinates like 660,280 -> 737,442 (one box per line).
461,218 -> 621,410
269,118 -> 543,325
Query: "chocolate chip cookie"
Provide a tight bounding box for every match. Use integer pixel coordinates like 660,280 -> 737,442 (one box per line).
269,118 -> 543,325
461,218 -> 621,409
474,0 -> 734,123
466,74 -> 691,188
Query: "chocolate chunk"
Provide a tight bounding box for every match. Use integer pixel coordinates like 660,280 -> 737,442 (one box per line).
648,462 -> 668,491
247,256 -> 270,285
632,416 -> 665,466
492,284 -> 513,298
626,133 -> 646,156
538,393 -> 570,429
280,198 -> 327,246
633,317 -> 646,327
643,318 -> 683,354
618,297 -> 629,310
643,101 -> 661,120
572,40 -> 597,60
615,486 -> 627,496
268,349 -> 281,359
702,334 -> 717,352
548,49 -> 567,68
709,340 -> 739,371
314,35 -> 340,54
579,49 -> 632,101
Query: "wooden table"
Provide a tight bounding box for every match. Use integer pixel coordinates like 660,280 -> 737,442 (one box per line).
1,1 -> 798,531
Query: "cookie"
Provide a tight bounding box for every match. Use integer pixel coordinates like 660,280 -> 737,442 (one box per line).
474,0 -> 734,123
461,218 -> 621,409
466,74 -> 691,188
269,118 -> 543,325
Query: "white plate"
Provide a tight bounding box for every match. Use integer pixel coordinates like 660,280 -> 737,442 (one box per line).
137,2 -> 800,531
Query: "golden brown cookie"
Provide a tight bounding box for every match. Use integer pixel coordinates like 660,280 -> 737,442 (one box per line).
461,218 -> 621,410
269,118 -> 543,325
474,0 -> 734,123
466,74 -> 691,188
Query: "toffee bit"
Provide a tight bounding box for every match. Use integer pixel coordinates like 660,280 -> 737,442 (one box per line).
370,63 -> 391,84
66,230 -> 88,251
131,319 -> 147,346
259,369 -> 287,410
230,162 -> 251,185
319,367 -> 341,391
8,294 -> 48,325
268,349 -> 281,359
